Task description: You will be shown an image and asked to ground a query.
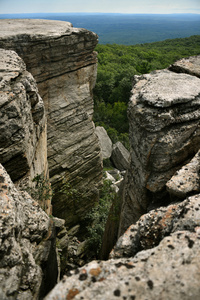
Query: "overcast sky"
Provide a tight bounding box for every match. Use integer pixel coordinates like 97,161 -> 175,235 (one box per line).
0,0 -> 200,14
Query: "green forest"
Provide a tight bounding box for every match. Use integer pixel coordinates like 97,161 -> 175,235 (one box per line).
93,35 -> 200,149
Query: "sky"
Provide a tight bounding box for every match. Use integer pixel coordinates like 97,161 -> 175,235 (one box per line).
0,0 -> 200,15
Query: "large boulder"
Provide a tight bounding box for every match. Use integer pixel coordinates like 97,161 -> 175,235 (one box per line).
0,19 -> 103,227
95,126 -> 112,159
0,164 -> 58,299
111,141 -> 130,171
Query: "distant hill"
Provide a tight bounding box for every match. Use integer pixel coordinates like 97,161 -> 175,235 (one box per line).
0,13 -> 200,45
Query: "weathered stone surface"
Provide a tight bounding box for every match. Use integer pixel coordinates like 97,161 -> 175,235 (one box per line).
169,55 -> 200,78
0,164 -> 58,299
111,194 -> 200,259
0,48 -> 48,193
45,230 -> 200,300
118,67 -> 200,235
95,126 -> 112,159
0,19 -> 103,226
111,141 -> 130,171
166,150 -> 200,198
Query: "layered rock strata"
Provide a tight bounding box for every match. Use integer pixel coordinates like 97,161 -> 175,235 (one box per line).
118,63 -> 200,235
0,19 -> 102,226
0,48 -> 49,210
0,164 -> 58,299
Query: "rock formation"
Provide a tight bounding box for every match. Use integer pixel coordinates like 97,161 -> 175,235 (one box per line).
169,55 -> 200,78
0,163 -> 58,299
111,194 -> 200,259
95,126 -> 112,159
0,48 -> 50,212
0,19 -> 102,227
45,55 -> 200,299
118,61 -> 200,235
1,18 -> 200,299
111,141 -> 130,171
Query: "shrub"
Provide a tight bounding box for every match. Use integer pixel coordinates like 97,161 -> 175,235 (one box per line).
85,177 -> 116,256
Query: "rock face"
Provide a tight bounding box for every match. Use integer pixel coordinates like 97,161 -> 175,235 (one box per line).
111,141 -> 130,171
118,64 -> 200,235
0,48 -> 48,205
0,164 -> 58,299
166,149 -> 200,198
95,126 -> 112,159
0,19 -> 102,226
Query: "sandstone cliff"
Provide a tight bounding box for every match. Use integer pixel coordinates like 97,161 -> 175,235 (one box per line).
0,19 -> 102,226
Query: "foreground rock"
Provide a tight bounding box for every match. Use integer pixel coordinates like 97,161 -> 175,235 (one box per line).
118,66 -> 200,235
0,19 -> 102,227
0,164 -> 57,299
45,191 -> 200,299
0,48 -> 49,210
45,232 -> 200,300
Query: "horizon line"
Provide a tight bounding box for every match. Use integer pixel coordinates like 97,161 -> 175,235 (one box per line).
0,12 -> 200,15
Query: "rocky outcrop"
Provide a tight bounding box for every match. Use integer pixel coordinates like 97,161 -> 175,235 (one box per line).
111,194 -> 200,259
169,55 -> 200,78
0,163 -> 58,299
0,19 -> 102,226
118,63 -> 200,235
0,48 -> 49,208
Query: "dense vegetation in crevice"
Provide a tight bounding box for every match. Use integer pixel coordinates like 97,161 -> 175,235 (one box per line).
93,35 -> 200,149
